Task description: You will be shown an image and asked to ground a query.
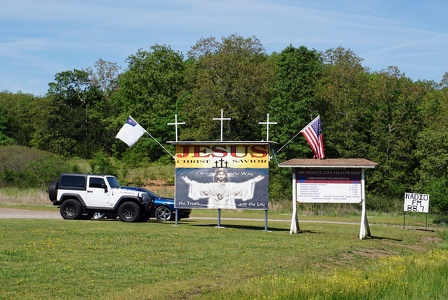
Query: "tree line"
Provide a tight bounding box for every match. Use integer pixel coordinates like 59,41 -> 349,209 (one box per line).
1,34 -> 448,215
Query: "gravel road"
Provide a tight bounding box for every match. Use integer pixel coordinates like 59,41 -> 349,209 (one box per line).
0,208 -> 60,219
0,208 -> 360,226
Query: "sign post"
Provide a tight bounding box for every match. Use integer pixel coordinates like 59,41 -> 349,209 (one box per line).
359,169 -> 371,239
290,170 -> 300,234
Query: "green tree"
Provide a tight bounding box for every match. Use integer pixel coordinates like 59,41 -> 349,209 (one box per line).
180,34 -> 275,141
366,67 -> 426,197
414,84 -> 448,214
267,45 -> 323,202
414,129 -> 448,215
317,46 -> 371,159
85,59 -> 121,98
0,104 -> 14,145
0,91 -> 35,145
111,45 -> 185,162
314,48 -> 427,198
30,69 -> 105,157
269,45 -> 323,160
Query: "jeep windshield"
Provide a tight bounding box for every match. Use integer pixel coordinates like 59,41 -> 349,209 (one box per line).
106,176 -> 121,188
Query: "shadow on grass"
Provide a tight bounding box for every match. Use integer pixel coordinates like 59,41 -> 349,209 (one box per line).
189,223 -> 290,232
365,235 -> 403,241
415,228 -> 435,232
297,230 -> 318,234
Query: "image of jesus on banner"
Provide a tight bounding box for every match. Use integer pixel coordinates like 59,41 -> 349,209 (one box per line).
180,168 -> 265,209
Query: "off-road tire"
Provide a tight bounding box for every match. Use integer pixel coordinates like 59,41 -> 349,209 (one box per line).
118,202 -> 142,222
60,199 -> 82,220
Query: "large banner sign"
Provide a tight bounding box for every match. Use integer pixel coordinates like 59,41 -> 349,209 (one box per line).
404,193 -> 429,213
296,169 -> 362,203
175,144 -> 269,210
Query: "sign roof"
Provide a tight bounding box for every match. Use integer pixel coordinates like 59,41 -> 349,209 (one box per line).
279,158 -> 377,169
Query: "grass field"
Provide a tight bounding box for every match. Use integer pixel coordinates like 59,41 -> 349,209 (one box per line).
1,208 -> 448,300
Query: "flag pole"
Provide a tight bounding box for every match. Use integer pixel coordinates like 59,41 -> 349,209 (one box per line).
276,115 -> 321,154
144,130 -> 175,159
276,131 -> 302,154
301,115 -> 320,132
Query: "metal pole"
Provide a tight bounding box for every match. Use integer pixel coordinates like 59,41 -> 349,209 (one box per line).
264,209 -> 268,231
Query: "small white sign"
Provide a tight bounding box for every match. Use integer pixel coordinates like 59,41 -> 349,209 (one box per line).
404,193 -> 429,213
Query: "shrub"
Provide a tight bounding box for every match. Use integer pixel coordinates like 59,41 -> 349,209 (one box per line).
89,151 -> 118,175
422,176 -> 448,215
365,193 -> 402,213
0,145 -> 73,188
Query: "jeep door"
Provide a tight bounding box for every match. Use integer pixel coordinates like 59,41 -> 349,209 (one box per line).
85,176 -> 111,208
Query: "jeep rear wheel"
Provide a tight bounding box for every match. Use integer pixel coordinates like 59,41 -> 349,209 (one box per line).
118,202 -> 141,222
60,199 -> 82,220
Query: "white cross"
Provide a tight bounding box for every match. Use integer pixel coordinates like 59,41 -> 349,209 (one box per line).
167,114 -> 185,142
213,110 -> 231,141
258,113 -> 277,141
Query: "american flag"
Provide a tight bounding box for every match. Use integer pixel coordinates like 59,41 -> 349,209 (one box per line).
300,115 -> 325,159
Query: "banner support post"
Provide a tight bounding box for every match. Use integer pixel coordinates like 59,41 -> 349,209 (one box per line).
264,209 -> 270,232
216,209 -> 224,228
175,209 -> 179,226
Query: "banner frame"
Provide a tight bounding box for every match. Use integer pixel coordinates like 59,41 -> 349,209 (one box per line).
168,141 -> 274,230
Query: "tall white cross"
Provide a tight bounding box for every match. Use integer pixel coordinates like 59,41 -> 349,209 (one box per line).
258,113 -> 277,141
167,114 -> 185,142
213,110 -> 231,141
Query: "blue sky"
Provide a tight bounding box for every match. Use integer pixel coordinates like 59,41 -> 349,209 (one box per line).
1,0 -> 447,96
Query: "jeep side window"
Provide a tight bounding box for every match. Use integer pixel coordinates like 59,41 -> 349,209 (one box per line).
89,177 -> 105,189
60,175 -> 86,189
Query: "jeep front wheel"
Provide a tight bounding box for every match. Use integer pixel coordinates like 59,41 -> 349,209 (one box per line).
118,202 -> 141,222
60,199 -> 82,220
